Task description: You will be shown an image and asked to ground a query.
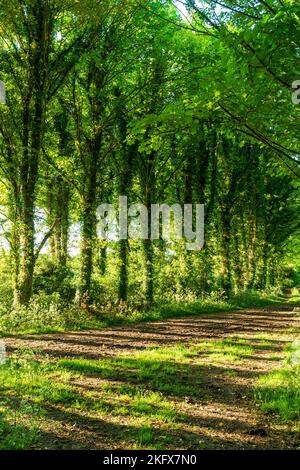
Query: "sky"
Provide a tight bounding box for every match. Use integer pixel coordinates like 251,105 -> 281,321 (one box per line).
174,1 -> 223,18
174,1 -> 190,19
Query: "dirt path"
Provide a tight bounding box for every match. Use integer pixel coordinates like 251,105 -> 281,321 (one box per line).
4,304 -> 300,450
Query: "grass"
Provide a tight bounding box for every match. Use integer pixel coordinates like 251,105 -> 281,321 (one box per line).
0,335 -> 261,450
0,350 -> 183,449
0,289 -> 288,336
0,291 -> 298,449
254,338 -> 300,427
0,403 -> 40,450
188,338 -> 255,363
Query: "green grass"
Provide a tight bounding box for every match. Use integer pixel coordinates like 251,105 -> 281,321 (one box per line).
255,339 -> 300,425
0,349 -> 186,449
188,338 -> 255,362
0,334 -> 262,450
0,404 -> 40,450
0,352 -> 50,449
0,294 -> 298,450
0,289 -> 289,336
58,351 -> 198,397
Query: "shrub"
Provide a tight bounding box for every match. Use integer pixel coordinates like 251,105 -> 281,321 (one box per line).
34,258 -> 76,301
0,293 -> 96,333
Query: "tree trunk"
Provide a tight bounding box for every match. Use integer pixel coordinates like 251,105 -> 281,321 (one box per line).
118,144 -> 134,301
119,239 -> 128,302
76,60 -> 105,307
143,238 -> 154,304
143,189 -> 154,304
56,178 -> 70,266
19,192 -> 36,304
78,170 -> 97,306
18,1 -> 50,304
98,244 -> 107,276
220,209 -> 232,295
261,242 -> 269,289
10,191 -> 21,305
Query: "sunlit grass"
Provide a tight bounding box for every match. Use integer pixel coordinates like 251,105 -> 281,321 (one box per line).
255,367 -> 300,422
1,327 -> 298,449
0,349 -> 185,449
0,352 -> 80,405
59,354 -> 197,397
255,339 -> 300,425
189,338 -> 254,363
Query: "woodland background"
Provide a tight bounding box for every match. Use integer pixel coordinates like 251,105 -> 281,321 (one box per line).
0,0 -> 299,333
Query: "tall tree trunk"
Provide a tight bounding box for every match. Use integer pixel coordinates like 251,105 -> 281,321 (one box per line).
47,179 -> 56,258
116,94 -> 133,302
9,190 -> 21,305
76,59 -> 106,307
143,189 -> 154,304
78,161 -> 97,306
195,130 -> 210,292
261,241 -> 269,289
19,1 -> 50,304
143,238 -> 154,304
19,189 -> 36,304
55,178 -> 70,266
99,245 -> 107,276
118,143 -> 135,302
59,188 -> 70,266
220,205 -> 232,295
119,239 -> 129,302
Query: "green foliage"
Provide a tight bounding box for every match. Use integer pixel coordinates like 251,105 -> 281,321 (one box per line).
0,0 -> 298,326
0,287 -> 285,335
0,0 -> 299,452
0,293 -> 98,334
34,258 -> 76,301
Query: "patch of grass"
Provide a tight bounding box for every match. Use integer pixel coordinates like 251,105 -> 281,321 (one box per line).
58,337 -> 254,409
0,405 -> 40,450
0,353 -> 47,449
102,385 -> 177,422
136,426 -> 155,446
132,425 -> 175,450
59,353 -> 198,397
255,340 -> 300,423
0,349 -> 184,449
0,388 -> 43,450
253,333 -> 273,341
229,290 -> 286,309
287,291 -> 300,306
270,355 -> 281,361
189,338 -> 254,363
224,370 -> 238,377
0,351 -> 82,406
4,337 -> 252,449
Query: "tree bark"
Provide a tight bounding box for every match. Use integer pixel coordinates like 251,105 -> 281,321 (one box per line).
18,1 -> 50,304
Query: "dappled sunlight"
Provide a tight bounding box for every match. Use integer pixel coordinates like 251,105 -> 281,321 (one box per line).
1,303 -> 300,449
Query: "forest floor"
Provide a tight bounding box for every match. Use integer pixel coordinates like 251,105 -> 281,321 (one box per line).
2,303 -> 300,450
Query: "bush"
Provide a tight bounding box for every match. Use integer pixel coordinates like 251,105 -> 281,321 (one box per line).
34,258 -> 76,301
230,288 -> 283,308
0,293 -> 96,334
